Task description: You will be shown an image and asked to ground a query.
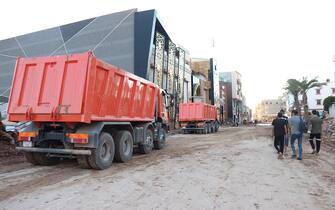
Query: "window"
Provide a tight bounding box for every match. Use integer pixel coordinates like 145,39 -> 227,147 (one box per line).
332,88 -> 335,94
174,78 -> 178,93
150,45 -> 155,68
174,57 -> 179,75
148,68 -> 154,83
316,99 -> 321,105
316,89 -> 321,95
162,72 -> 167,90
183,81 -> 188,102
163,50 -> 168,72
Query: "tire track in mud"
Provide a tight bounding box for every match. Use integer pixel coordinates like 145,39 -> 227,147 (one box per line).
0,126 -> 272,202
2,126 -> 334,209
0,127 -> 236,201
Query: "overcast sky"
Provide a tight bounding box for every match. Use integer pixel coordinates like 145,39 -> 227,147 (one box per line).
1,0 -> 335,108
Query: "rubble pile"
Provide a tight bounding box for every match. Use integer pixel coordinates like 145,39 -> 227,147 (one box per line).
0,140 -> 23,166
322,118 -> 335,140
0,141 -> 21,158
322,118 -> 335,154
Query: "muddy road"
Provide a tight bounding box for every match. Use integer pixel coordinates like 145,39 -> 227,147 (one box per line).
0,126 -> 334,210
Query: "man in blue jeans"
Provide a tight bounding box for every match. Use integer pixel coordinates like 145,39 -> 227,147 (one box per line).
289,110 -> 303,160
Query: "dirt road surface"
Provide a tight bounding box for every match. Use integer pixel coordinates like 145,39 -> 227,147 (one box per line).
0,126 -> 334,210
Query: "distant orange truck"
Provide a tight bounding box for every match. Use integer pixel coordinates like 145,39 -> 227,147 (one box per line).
8,52 -> 170,169
179,102 -> 219,134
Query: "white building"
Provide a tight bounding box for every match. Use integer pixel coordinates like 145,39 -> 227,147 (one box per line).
287,80 -> 335,112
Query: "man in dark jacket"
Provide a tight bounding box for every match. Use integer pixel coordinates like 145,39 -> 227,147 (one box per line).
272,112 -> 288,159
280,109 -> 289,154
308,110 -> 323,155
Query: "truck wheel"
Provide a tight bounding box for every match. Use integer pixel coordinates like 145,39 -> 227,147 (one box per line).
139,128 -> 153,154
88,132 -> 115,170
154,128 -> 166,150
23,152 -> 39,165
114,131 -> 133,162
77,156 -> 91,169
215,122 -> 219,132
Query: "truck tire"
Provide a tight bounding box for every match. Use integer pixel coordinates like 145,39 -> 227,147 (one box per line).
215,122 -> 219,132
88,132 -> 115,170
139,128 -> 153,154
23,152 -> 39,165
114,130 -> 133,162
154,128 -> 166,150
205,124 -> 209,134
202,125 -> 207,134
77,155 -> 91,169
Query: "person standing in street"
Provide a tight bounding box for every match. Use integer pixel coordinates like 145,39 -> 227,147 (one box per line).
288,110 -> 303,160
280,109 -> 289,155
272,112 -> 288,159
308,110 -> 323,155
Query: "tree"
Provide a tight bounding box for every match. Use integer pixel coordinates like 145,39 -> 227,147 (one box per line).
284,79 -> 301,115
323,96 -> 335,111
298,77 -> 325,119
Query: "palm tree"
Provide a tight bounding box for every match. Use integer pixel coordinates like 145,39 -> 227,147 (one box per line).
284,79 -> 301,115
298,77 -> 325,119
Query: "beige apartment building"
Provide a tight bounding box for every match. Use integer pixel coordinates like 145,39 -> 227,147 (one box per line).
255,99 -> 286,122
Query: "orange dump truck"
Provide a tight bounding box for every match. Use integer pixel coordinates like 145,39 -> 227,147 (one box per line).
179,102 -> 219,134
8,52 -> 170,169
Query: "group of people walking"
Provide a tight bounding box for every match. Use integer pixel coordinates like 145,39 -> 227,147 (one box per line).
272,109 -> 323,160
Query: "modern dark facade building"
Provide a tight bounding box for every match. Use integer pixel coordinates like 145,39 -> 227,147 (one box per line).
0,9 -> 192,126
219,71 -> 243,125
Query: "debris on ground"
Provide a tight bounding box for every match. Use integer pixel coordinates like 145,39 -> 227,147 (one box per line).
0,126 -> 334,210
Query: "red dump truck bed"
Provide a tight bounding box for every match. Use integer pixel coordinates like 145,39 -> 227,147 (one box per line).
8,52 -> 159,123
179,102 -> 217,122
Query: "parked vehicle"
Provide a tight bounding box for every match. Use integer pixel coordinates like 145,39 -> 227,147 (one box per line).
179,102 -> 219,134
7,52 -> 170,169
